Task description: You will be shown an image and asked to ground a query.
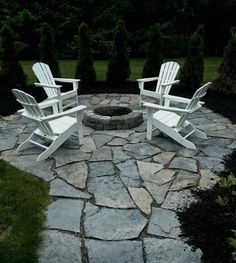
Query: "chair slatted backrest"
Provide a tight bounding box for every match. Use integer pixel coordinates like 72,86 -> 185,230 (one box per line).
156,61 -> 180,94
32,62 -> 58,98
12,89 -> 54,136
176,82 -> 211,129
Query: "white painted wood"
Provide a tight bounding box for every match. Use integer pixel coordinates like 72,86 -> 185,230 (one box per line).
144,82 -> 211,149
12,89 -> 87,162
32,62 -> 80,112
137,61 -> 180,106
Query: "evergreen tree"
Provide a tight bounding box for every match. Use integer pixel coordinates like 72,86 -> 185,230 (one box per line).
106,19 -> 131,83
40,23 -> 61,77
0,25 -> 26,94
213,27 -> 236,94
75,23 -> 96,83
142,24 -> 163,77
179,25 -> 205,93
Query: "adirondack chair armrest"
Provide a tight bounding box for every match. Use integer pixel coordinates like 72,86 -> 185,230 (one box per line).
163,94 -> 205,105
34,82 -> 62,89
136,77 -> 159,83
42,105 -> 87,121
161,80 -> 180,87
143,102 -> 190,113
54,78 -> 80,91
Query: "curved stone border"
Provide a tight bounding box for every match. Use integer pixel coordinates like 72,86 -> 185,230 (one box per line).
83,108 -> 143,130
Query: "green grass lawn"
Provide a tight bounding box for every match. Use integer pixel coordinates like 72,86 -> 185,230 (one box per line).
0,160 -> 49,263
21,57 -> 222,85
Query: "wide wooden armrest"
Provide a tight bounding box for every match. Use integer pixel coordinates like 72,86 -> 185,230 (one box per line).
54,78 -> 80,83
34,82 -> 62,89
143,102 -> 190,113
136,77 -> 159,83
42,105 -> 87,121
163,94 -> 205,105
161,80 -> 180,87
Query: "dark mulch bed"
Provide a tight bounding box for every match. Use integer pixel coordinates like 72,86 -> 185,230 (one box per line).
178,150 -> 236,263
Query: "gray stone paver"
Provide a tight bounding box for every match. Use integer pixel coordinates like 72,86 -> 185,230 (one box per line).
39,230 -> 81,263
86,239 -> 144,263
1,93 -> 235,263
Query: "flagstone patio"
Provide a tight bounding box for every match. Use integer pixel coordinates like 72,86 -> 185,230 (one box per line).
1,93 -> 236,263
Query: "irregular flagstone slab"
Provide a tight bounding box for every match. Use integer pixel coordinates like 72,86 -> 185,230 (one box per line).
0,149 -> 18,162
10,156 -> 54,181
198,169 -> 220,190
112,147 -> 131,164
195,123 -> 227,132
137,160 -> 163,175
134,121 -> 147,132
38,230 -> 81,263
0,128 -> 19,151
147,208 -> 181,238
194,156 -> 224,173
84,203 -> 148,240
89,161 -> 115,177
46,199 -> 84,232
90,147 -> 112,161
144,181 -> 172,205
88,176 -> 135,208
144,238 -> 202,263
127,132 -> 146,143
49,178 -> 91,199
150,137 -> 182,152
169,157 -> 198,173
107,138 -> 128,146
95,130 -> 134,139
177,148 -> 198,158
140,169 -> 176,186
190,117 -> 213,125
196,137 -> 233,147
116,160 -> 141,187
92,134 -> 113,148
85,239 -> 144,263
207,128 -> 236,139
161,189 -> 198,211
80,136 -> 96,152
90,95 -> 102,104
199,145 -> 232,159
169,170 -> 200,191
153,152 -> 176,164
123,142 -> 161,159
56,161 -> 88,189
128,187 -> 153,215
83,125 -> 94,136
54,148 -> 91,167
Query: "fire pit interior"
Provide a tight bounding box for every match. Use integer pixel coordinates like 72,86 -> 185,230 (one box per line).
83,106 -> 143,130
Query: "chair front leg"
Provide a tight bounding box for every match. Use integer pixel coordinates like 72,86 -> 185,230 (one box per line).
146,107 -> 153,140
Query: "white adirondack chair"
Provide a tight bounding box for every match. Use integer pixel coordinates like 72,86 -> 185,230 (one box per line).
144,82 -> 211,149
12,89 -> 87,162
137,61 -> 180,106
32,62 -> 80,112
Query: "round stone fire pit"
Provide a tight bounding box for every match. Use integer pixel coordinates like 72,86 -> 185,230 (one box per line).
83,106 -> 143,130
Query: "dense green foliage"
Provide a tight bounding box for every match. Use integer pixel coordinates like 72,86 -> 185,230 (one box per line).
142,24 -> 163,77
75,23 -> 96,83
106,20 -> 131,83
179,25 -> 204,93
40,23 -> 61,77
1,0 -> 236,59
0,160 -> 49,263
0,26 -> 26,94
213,28 -> 236,94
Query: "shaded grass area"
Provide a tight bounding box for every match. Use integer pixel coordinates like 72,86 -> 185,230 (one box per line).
0,160 -> 49,263
20,57 -> 222,85
178,151 -> 236,263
